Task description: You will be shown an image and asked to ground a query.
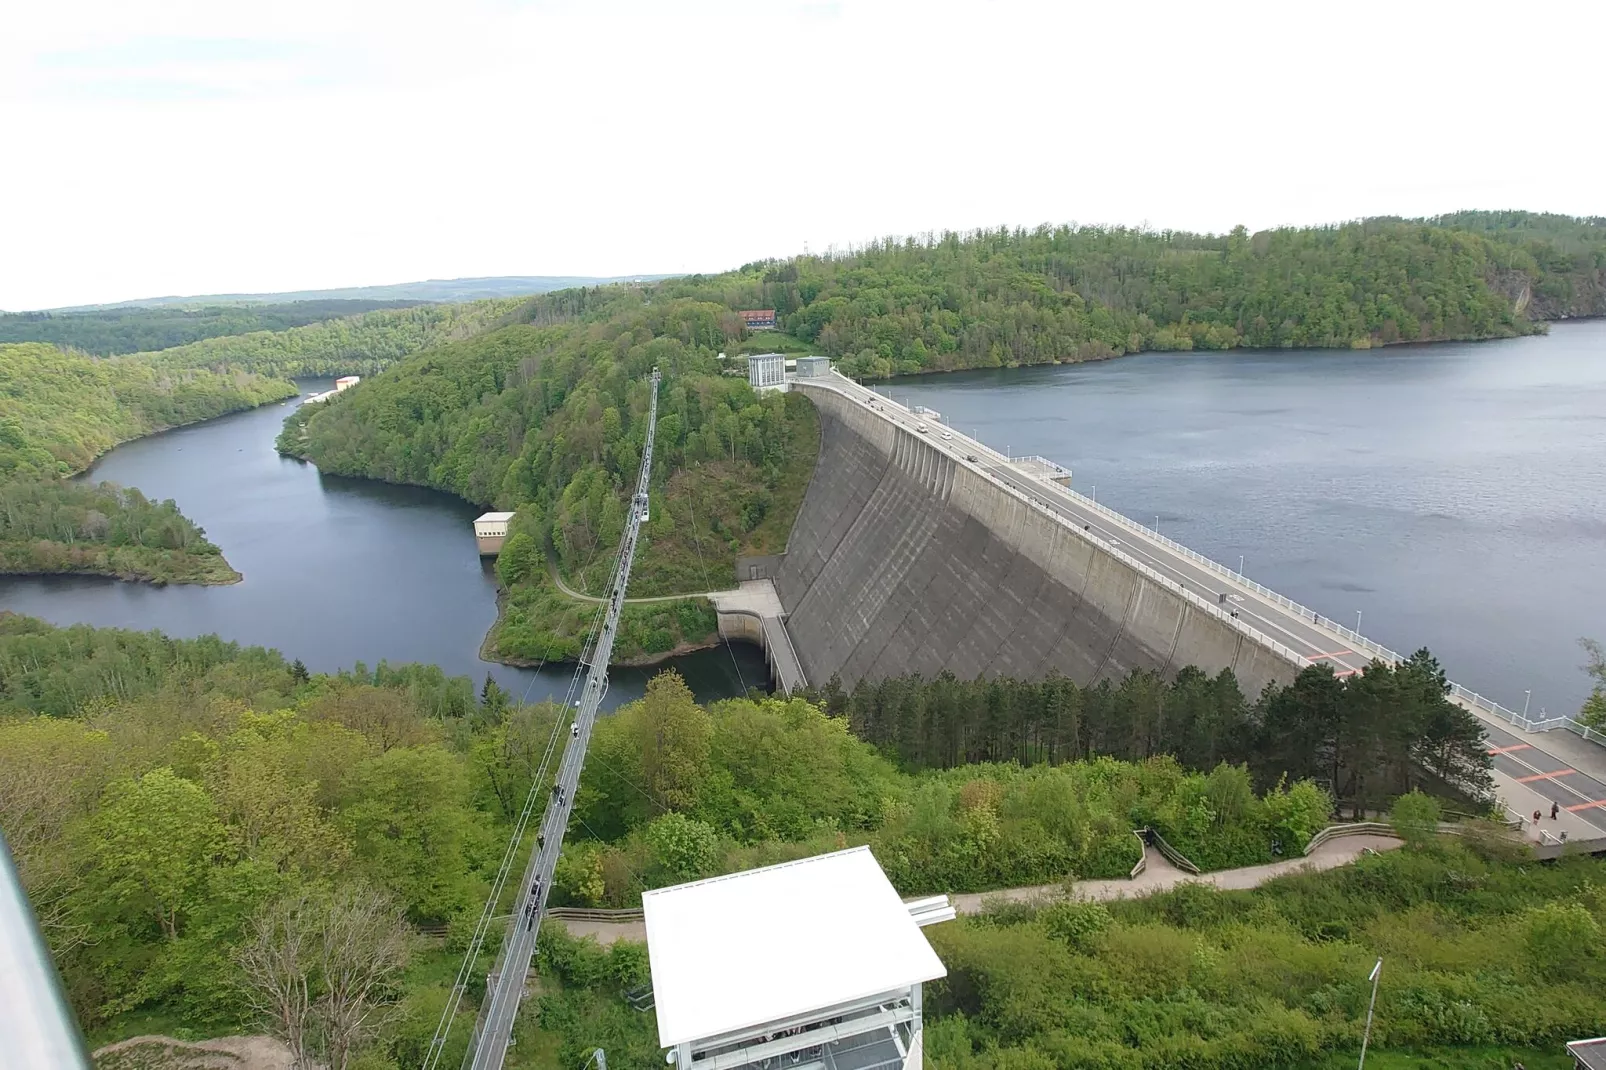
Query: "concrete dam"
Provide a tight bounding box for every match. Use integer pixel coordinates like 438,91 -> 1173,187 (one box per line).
770,378 -> 1301,696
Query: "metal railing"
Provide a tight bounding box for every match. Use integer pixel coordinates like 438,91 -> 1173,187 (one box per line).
833,372 -> 1604,750
809,377 -> 1318,671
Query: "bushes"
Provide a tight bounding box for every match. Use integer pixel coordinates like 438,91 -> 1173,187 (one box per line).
920,845 -> 1606,1069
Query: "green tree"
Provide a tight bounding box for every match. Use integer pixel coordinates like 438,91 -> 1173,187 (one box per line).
495,532 -> 540,587
79,768 -> 225,940
1390,789 -> 1442,848
339,746 -> 476,921
635,672 -> 712,814
643,813 -> 720,884
1579,638 -> 1606,729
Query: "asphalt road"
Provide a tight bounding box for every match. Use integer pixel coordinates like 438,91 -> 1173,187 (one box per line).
819,375 -> 1606,836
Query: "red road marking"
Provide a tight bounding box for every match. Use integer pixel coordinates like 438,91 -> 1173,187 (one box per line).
1515,769 -> 1575,783
1310,650 -> 1355,661
1488,743 -> 1533,755
1565,799 -> 1606,812
1332,668 -> 1359,678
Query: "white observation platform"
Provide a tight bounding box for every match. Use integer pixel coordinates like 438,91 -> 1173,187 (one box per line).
644,846 -> 949,1070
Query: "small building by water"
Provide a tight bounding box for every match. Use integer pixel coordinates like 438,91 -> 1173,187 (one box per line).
474,511 -> 515,555
796,355 -> 830,378
335,375 -> 361,391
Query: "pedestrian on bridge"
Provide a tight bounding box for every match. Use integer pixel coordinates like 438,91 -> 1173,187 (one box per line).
1533,809 -> 1543,828
1551,801 -> 1559,821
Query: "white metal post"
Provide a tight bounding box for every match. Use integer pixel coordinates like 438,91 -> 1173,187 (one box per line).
1358,958 -> 1382,1069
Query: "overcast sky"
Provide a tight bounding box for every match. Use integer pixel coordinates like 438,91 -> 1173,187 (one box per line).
4,0 -> 1603,310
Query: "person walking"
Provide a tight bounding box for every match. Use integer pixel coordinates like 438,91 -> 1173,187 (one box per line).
1533,809 -> 1542,827
1551,801 -> 1560,820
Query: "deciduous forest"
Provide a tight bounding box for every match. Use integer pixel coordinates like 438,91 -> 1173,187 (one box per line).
0,342 -> 294,583
135,299 -> 525,378
0,481 -> 238,584
656,212 -> 1606,378
0,616 -> 1588,1070
276,304 -> 820,662
0,299 -> 427,356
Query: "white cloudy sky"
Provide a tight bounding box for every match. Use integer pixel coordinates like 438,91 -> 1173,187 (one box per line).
4,0 -> 1603,310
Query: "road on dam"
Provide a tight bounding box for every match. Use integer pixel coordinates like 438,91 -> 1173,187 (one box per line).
810,373 -> 1606,837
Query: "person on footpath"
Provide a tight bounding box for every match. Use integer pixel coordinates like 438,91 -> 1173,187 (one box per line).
1551,801 -> 1560,820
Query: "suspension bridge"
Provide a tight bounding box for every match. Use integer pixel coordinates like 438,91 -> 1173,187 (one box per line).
423,368 -> 661,1070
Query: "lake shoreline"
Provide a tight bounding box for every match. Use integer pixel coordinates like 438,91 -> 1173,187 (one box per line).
849,319 -> 1581,385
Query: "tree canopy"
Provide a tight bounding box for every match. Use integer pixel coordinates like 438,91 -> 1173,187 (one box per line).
0,299 -> 429,357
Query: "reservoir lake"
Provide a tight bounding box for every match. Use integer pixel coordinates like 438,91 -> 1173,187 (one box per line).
0,381 -> 768,709
892,319 -> 1606,719
2,319 -> 1602,716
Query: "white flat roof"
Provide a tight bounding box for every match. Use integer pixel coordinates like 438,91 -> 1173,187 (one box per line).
643,846 -> 946,1048
474,511 -> 515,523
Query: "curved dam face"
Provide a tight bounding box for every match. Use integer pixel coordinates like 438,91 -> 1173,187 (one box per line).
774,384 -> 1298,696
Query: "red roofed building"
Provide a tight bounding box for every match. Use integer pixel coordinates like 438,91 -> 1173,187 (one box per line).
738,309 -> 777,330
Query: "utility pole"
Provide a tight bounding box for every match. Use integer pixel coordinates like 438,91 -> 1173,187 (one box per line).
1358,959 -> 1382,1069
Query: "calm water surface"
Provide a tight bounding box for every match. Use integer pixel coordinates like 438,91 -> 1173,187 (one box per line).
891,320 -> 1606,718
0,380 -> 767,708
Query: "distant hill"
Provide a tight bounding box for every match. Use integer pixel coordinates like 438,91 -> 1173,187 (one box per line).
47,275 -> 678,311
0,299 -> 429,356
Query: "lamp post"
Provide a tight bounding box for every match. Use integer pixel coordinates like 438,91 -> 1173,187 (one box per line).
1355,610 -> 1363,632
1238,555 -> 1245,575
1358,959 -> 1382,1069
1523,690 -> 1532,719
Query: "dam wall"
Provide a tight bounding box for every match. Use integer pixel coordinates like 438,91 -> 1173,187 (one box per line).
774,384 -> 1300,695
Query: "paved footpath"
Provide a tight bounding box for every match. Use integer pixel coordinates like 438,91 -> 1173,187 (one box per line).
554,834 -> 1404,946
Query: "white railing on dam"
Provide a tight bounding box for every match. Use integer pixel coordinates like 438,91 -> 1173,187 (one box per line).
821,371 -> 1604,748
798,376 -> 1317,675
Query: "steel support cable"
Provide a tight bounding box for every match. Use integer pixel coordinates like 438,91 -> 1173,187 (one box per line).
448,369 -> 661,1070
422,702 -> 569,1069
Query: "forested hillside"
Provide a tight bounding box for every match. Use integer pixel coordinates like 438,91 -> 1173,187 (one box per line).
278,301 -> 819,663
0,342 -> 291,582
0,343 -> 295,479
0,299 -> 425,356
650,213 -> 1605,377
135,298 -> 526,377
0,481 -> 238,584
3,617 -> 1583,1070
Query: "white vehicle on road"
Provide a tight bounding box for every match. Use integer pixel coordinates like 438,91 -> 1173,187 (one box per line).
916,422 -> 929,433
941,431 -> 952,440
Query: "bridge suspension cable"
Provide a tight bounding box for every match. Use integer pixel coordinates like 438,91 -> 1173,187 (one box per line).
424,367 -> 662,1070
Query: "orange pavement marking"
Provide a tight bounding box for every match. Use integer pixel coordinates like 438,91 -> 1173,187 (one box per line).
1311,650 -> 1355,660
1488,743 -> 1532,755
1566,799 -> 1606,812
1515,769 -> 1575,783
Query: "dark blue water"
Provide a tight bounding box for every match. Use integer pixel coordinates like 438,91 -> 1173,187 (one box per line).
0,381 -> 768,707
889,320 -> 1606,719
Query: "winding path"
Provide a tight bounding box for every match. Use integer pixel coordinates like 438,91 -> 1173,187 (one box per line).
547,561 -> 717,605
552,834 -> 1403,946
